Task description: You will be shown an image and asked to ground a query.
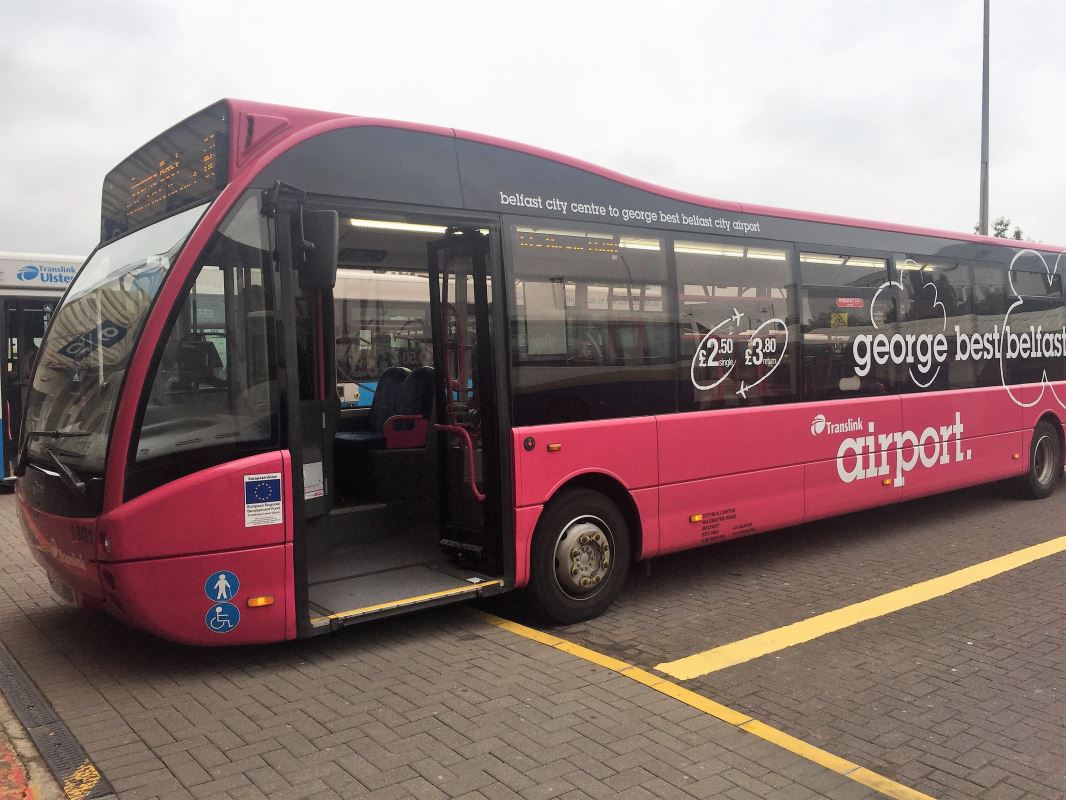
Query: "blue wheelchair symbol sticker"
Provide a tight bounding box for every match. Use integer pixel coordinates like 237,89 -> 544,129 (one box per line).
206,602 -> 240,633
205,570 -> 239,602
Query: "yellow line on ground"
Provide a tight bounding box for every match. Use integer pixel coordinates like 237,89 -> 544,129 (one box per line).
657,534 -> 1066,680
62,759 -> 100,800
472,610 -> 934,800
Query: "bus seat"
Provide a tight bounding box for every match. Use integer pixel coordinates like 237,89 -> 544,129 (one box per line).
335,366 -> 410,448
381,366 -> 434,449
410,366 -> 436,418
176,334 -> 224,390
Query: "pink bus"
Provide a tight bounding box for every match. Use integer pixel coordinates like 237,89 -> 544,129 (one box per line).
16,99 -> 1066,644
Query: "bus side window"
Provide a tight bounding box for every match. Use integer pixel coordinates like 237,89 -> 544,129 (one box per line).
135,263 -> 276,458
897,258 -> 974,391
1003,257 -> 1066,385
676,237 -> 798,411
126,196 -> 280,500
971,263 -> 1008,387
799,252 -> 893,400
508,224 -> 673,425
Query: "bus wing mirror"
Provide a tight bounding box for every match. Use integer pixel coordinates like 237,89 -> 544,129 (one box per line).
300,210 -> 339,290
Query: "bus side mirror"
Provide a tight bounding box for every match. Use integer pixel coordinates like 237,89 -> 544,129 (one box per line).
300,210 -> 339,290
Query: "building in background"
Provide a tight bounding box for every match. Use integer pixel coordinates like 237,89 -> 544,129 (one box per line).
0,252 -> 82,481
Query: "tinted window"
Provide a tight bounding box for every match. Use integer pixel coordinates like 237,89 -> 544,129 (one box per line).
800,252 -> 890,288
897,258 -> 974,390
509,223 -> 673,425
1012,268 -> 1061,298
1005,253 -> 1066,385
972,263 -> 1009,387
677,237 -> 798,410
127,195 -> 279,498
1007,295 -> 1066,384
800,252 -> 895,399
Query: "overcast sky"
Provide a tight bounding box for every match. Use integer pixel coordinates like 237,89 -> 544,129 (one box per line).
2,0 -> 1063,258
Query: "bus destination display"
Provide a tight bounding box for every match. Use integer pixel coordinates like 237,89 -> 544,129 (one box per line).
101,102 -> 229,240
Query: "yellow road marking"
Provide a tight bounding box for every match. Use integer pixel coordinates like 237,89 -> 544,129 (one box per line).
62,760 -> 99,800
658,534 -> 1066,680
472,610 -> 934,800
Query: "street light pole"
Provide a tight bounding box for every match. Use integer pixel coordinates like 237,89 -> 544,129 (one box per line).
978,0 -> 990,236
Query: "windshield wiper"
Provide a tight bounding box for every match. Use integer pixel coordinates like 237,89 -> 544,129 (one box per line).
26,430 -> 91,439
47,448 -> 86,495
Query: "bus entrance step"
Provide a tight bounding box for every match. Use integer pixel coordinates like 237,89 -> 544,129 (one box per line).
308,564 -> 503,632
329,502 -> 388,515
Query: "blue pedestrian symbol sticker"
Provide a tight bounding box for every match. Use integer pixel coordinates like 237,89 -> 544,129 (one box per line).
205,602 -> 240,633
205,570 -> 239,602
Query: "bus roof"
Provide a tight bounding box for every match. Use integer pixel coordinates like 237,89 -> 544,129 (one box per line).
453,123 -> 1064,255
150,99 -> 1066,257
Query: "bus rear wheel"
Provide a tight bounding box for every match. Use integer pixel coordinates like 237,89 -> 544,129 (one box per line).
1018,420 -> 1063,499
526,489 -> 630,624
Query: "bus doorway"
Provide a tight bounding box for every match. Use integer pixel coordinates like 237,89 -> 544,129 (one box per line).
287,214 -> 505,634
1,299 -> 54,479
428,229 -> 500,567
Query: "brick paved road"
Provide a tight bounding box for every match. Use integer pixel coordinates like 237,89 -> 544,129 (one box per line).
525,483 -> 1066,800
0,494 -> 885,800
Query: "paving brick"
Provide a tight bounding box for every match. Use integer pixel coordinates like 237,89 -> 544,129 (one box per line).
0,492 -> 1033,800
509,484 -> 1066,800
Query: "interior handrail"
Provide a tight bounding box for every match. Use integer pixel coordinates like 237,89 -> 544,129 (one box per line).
435,423 -> 486,502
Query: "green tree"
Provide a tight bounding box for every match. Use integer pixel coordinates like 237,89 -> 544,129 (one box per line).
975,216 -> 1024,239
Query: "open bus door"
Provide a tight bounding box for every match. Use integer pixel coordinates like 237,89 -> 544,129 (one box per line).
269,196 -> 505,636
427,229 -> 500,568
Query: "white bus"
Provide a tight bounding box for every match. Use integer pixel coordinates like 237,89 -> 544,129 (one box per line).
0,252 -> 82,481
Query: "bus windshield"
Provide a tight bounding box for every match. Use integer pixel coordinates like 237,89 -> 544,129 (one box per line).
21,203 -> 210,488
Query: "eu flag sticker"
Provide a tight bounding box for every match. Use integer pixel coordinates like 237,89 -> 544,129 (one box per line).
244,472 -> 282,527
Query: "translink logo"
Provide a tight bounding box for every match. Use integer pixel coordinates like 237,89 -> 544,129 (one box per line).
810,414 -> 863,436
810,412 -> 971,487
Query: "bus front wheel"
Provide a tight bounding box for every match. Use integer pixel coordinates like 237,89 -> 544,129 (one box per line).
526,489 -> 630,624
1018,420 -> 1063,499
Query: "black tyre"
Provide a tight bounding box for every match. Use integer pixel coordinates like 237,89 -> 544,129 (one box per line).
1018,420 -> 1062,499
525,489 -> 631,624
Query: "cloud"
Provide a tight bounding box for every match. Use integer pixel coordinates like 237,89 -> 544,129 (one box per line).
1,0 -> 1064,256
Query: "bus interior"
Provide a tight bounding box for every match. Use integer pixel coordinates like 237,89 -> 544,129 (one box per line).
297,217 -> 504,630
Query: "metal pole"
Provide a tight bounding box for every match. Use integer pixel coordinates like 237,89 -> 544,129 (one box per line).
978,0 -> 990,236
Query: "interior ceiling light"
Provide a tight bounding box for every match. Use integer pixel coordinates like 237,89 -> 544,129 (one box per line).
619,238 -> 661,251
349,219 -> 448,234
801,253 -> 885,269
675,244 -> 744,258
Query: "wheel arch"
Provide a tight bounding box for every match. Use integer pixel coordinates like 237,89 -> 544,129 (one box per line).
1015,412 -> 1065,500
1036,411 -> 1064,457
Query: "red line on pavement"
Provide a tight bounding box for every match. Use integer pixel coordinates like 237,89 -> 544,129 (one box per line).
0,739 -> 31,800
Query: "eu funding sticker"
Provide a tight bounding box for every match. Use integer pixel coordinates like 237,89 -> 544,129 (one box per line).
244,473 -> 282,527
